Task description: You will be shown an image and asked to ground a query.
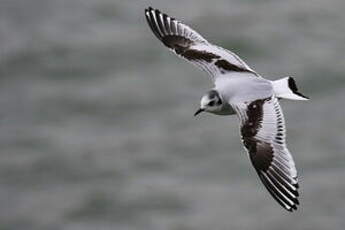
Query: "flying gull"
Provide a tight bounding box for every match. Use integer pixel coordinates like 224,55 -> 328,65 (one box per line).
145,7 -> 309,212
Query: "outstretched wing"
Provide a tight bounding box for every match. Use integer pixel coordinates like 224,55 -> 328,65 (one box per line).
145,7 -> 257,80
233,96 -> 299,211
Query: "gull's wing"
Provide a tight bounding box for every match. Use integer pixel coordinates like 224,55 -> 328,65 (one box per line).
145,7 -> 258,80
232,96 -> 299,211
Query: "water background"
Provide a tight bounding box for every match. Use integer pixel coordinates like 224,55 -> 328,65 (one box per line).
1,0 -> 345,229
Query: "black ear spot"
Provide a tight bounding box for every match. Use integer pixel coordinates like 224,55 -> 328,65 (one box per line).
208,90 -> 218,99
217,98 -> 222,105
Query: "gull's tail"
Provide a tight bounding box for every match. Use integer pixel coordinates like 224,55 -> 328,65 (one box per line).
272,77 -> 309,100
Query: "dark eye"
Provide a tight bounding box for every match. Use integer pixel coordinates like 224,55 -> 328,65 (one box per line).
209,101 -> 215,106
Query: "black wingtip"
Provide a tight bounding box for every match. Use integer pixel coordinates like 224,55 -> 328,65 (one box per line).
286,203 -> 298,212
145,7 -> 164,41
145,7 -> 154,15
145,6 -> 158,13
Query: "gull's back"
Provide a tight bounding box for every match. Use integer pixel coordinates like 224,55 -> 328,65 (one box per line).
215,73 -> 273,104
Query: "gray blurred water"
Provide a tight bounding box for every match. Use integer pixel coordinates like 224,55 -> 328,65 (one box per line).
1,0 -> 345,229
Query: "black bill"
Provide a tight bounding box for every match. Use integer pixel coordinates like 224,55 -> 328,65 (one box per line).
194,108 -> 205,116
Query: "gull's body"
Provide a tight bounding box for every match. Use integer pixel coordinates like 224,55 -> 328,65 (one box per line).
145,7 -> 309,212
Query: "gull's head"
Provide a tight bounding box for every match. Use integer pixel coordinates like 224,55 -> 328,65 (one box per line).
194,90 -> 223,116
